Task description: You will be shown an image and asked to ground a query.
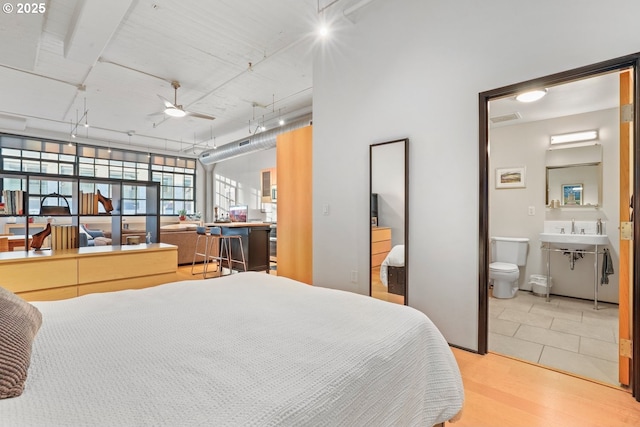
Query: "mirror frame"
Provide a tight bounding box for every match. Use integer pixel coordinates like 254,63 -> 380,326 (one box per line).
545,164 -> 601,206
545,144 -> 603,207
369,138 -> 409,305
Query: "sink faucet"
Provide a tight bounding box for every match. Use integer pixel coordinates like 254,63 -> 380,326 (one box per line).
571,218 -> 575,234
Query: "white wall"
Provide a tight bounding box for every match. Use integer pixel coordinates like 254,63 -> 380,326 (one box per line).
312,0 -> 640,350
490,109 -> 619,303
212,148 -> 276,222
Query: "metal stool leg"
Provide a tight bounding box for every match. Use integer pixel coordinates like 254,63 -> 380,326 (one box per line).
226,235 -> 247,273
220,236 -> 233,275
205,235 -> 223,277
191,227 -> 210,277
207,226 -> 228,278
233,235 -> 247,272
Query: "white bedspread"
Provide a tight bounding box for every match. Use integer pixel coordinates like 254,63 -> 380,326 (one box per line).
380,244 -> 405,286
2,272 -> 463,426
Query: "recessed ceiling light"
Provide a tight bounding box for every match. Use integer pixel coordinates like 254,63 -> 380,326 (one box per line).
515,89 -> 547,103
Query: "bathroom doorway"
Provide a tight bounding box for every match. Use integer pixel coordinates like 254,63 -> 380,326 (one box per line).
478,54 -> 640,397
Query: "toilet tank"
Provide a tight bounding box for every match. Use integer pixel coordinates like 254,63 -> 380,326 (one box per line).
491,236 -> 529,266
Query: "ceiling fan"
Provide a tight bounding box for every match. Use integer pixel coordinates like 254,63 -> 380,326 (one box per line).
157,81 -> 215,120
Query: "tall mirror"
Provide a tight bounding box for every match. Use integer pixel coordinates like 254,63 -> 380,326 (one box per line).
370,138 -> 408,305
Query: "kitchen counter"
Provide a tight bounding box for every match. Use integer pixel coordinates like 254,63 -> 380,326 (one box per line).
204,222 -> 271,272
205,222 -> 271,228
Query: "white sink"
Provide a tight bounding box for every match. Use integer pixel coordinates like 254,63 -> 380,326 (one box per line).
539,232 -> 608,250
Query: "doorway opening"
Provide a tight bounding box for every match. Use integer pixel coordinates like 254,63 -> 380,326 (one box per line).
478,53 -> 640,399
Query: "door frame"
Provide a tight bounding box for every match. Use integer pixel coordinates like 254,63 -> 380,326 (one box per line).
478,53 -> 640,400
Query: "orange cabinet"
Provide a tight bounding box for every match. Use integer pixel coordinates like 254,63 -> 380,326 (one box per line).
276,126 -> 312,284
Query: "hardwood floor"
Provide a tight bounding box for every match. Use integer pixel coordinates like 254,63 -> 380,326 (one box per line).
452,348 -> 640,426
176,262 -> 275,281
371,266 -> 404,305
174,264 -> 640,425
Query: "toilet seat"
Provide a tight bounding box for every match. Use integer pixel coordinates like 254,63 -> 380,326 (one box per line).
489,262 -> 518,273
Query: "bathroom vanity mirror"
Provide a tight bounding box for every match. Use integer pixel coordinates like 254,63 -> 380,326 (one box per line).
370,138 -> 408,305
545,145 -> 602,207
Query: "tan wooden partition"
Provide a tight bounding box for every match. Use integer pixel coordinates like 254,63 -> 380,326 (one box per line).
276,125 -> 313,284
619,70 -> 633,386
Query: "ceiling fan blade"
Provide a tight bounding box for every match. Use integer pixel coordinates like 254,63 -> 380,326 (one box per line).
157,94 -> 176,109
185,110 -> 216,120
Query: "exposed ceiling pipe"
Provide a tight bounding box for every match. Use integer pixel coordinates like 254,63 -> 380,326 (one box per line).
198,113 -> 312,165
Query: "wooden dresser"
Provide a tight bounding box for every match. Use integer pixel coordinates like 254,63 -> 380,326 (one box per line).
371,227 -> 391,267
0,243 -> 178,301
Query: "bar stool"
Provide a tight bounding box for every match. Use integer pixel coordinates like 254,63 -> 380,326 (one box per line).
210,227 -> 247,274
191,226 -> 222,278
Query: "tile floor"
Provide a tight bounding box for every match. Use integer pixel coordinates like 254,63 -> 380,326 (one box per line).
489,290 -> 620,386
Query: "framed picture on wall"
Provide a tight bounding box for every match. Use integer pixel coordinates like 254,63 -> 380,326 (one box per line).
495,166 -> 526,189
562,183 -> 583,205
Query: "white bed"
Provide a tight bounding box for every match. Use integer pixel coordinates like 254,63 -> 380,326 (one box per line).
380,244 -> 405,286
2,272 -> 463,426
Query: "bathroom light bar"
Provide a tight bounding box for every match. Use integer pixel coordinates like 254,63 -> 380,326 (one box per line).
550,130 -> 598,145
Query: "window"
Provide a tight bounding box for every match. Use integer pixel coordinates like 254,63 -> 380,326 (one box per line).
122,184 -> 147,214
77,146 -> 149,181
1,140 -> 76,214
215,174 -> 237,217
1,142 -> 75,176
152,156 -> 196,215
27,179 -> 74,215
0,135 -> 197,217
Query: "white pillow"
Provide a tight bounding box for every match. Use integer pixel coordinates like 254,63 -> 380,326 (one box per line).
79,224 -> 94,240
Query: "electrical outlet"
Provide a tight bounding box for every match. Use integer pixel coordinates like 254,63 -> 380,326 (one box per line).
528,206 -> 535,216
350,270 -> 358,283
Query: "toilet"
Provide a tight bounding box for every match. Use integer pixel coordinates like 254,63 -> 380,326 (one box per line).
490,236 -> 529,299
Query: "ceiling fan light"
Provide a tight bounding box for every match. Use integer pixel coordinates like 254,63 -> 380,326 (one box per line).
164,107 -> 186,118
515,89 -> 547,103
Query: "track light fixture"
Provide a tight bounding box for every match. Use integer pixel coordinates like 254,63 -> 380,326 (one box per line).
70,100 -> 89,138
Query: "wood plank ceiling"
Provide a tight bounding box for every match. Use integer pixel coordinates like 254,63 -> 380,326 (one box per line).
0,0 -> 320,156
